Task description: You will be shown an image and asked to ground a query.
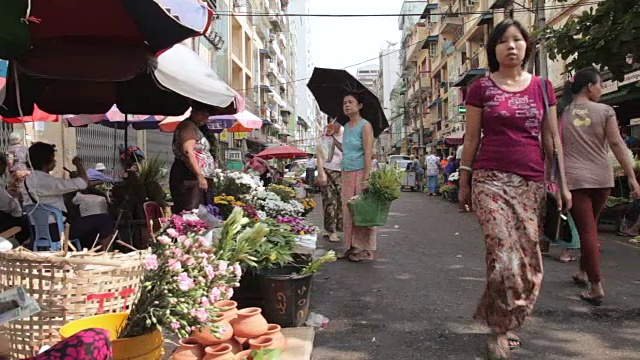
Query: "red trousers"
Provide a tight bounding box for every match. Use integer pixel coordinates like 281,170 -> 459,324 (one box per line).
570,188 -> 610,283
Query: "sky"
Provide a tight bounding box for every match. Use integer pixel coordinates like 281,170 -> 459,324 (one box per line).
309,0 -> 405,75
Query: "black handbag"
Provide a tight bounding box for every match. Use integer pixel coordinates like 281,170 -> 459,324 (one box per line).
539,79 -> 572,243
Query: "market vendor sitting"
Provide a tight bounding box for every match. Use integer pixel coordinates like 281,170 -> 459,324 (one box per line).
21,142 -> 89,245
65,181 -> 115,251
87,162 -> 119,185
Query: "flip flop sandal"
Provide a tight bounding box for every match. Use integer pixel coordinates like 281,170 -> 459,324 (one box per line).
486,336 -> 511,360
558,256 -> 577,263
572,275 -> 589,288
506,333 -> 521,350
580,293 -> 603,306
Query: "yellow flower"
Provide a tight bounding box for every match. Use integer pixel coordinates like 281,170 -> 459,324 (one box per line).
299,231 -> 305,235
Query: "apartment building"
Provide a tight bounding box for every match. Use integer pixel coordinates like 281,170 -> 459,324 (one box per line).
290,0 -> 321,153
374,44 -> 401,157
356,64 -> 380,93
392,0 -> 640,158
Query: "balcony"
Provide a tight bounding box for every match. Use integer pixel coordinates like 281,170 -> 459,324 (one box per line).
268,11 -> 284,32
268,40 -> 282,59
438,14 -> 464,35
453,51 -> 486,87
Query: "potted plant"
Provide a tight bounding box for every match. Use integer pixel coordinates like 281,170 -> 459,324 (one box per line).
258,251 -> 336,327
347,165 -> 403,227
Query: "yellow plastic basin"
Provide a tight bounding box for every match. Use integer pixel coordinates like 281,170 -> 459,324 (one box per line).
59,312 -> 164,360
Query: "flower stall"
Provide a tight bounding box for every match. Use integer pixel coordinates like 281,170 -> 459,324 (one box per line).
2,168 -> 329,360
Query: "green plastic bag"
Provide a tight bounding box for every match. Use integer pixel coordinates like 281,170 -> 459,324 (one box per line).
348,193 -> 391,227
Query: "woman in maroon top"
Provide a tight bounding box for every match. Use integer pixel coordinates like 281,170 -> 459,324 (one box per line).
458,20 -> 571,358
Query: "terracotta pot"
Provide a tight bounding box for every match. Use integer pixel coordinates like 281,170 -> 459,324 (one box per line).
264,324 -> 287,350
192,313 -> 234,345
248,336 -> 274,350
203,344 -> 234,360
234,336 -> 249,350
223,338 -> 243,354
214,300 -> 238,321
173,338 -> 204,360
231,307 -> 268,338
233,350 -> 253,360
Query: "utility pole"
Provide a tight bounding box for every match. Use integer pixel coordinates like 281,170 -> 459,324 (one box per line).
534,0 -> 548,79
417,72 -> 425,157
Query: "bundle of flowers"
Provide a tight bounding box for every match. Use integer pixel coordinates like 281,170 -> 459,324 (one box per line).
275,216 -> 317,236
267,184 -> 296,201
213,195 -> 246,219
248,218 -> 298,269
211,170 -> 263,200
119,208 -> 269,339
299,198 -> 316,216
248,190 -> 304,218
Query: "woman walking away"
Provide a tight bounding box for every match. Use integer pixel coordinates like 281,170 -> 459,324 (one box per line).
458,19 -> 570,359
316,121 -> 344,242
334,93 -> 376,262
561,68 -> 640,306
170,101 -> 217,213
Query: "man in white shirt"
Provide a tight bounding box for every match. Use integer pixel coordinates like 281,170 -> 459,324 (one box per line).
21,142 -> 89,244
305,155 -> 317,186
0,153 -> 29,243
425,151 -> 440,196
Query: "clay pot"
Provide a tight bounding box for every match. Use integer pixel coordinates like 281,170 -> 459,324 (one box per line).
248,336 -> 274,350
223,338 -> 243,354
233,350 -> 253,360
214,300 -> 238,321
231,307 -> 268,338
203,343 -> 234,360
264,324 -> 287,350
192,313 -> 234,345
234,336 -> 249,350
173,338 -> 205,360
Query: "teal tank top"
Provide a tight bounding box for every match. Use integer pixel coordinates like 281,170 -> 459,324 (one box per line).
341,119 -> 368,171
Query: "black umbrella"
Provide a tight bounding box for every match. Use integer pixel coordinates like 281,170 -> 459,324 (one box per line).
307,67 -> 389,137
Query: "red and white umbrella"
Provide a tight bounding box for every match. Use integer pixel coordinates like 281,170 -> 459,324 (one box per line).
256,145 -> 308,160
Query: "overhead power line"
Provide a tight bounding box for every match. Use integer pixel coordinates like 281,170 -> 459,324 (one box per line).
229,0 -> 599,93
220,1 -> 600,17
232,12 -> 487,93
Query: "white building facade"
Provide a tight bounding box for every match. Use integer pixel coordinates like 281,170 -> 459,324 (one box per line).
290,0 -> 318,151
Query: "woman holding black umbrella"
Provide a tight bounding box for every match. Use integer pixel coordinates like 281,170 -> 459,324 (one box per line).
334,93 -> 376,262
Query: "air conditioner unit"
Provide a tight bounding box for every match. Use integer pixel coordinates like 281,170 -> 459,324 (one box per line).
466,0 -> 479,6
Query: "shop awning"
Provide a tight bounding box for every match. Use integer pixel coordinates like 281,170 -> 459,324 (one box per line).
444,130 -> 465,145
420,3 -> 438,19
421,35 -> 440,50
453,68 -> 486,87
477,12 -> 494,26
428,97 -> 442,109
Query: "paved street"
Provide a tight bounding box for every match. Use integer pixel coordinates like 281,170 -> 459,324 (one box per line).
309,192 -> 640,360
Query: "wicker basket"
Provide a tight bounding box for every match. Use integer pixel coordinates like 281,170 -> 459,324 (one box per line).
0,248 -> 147,359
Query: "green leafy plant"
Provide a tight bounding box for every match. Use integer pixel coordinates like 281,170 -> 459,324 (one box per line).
365,165 -> 403,202
542,0 -> 640,81
240,349 -> 282,360
299,250 -> 337,276
247,218 -> 297,269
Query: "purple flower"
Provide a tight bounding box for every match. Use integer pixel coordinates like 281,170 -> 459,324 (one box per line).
170,321 -> 181,331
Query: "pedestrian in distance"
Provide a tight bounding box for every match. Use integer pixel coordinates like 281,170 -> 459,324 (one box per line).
458,19 -> 570,359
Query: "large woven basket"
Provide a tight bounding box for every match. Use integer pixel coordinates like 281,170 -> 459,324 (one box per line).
0,249 -> 147,359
